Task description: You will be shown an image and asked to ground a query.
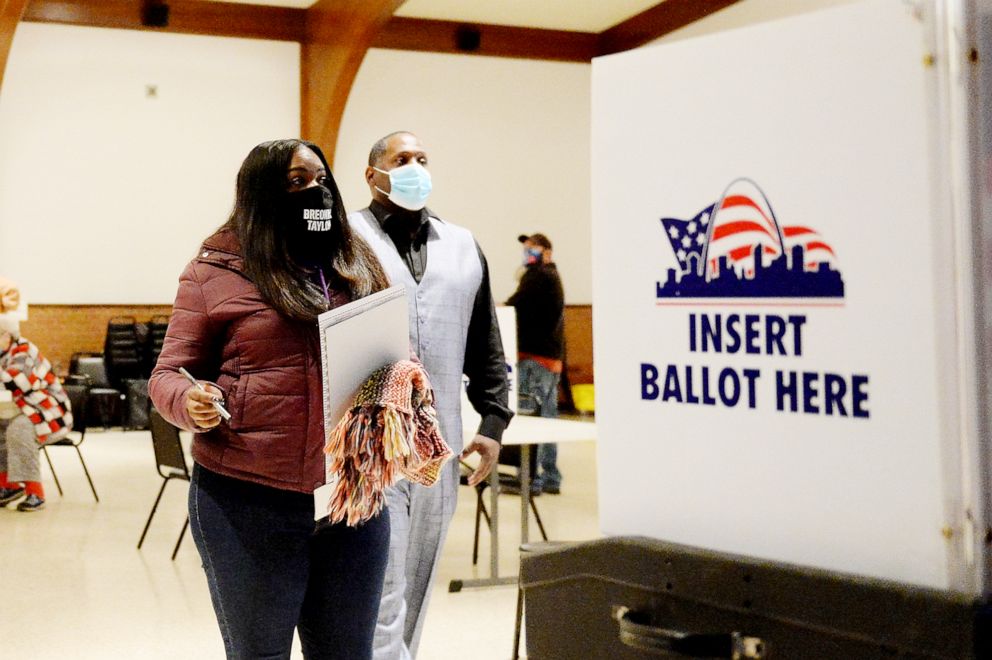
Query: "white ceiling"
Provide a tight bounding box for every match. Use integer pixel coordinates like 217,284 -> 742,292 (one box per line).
394,0 -> 662,33
203,0 -> 663,33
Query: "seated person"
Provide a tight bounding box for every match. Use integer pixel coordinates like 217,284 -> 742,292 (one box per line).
0,276 -> 19,314
0,314 -> 73,512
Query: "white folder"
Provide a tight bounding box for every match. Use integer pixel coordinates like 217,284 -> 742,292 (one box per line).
313,285 -> 409,520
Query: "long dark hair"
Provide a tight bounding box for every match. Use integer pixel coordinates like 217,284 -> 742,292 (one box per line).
222,139 -> 390,322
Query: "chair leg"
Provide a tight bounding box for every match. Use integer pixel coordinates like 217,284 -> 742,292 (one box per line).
121,394 -> 130,432
138,479 -> 170,549
74,445 -> 99,502
172,516 -> 190,561
513,580 -> 525,659
42,447 -> 63,497
473,489 -> 483,566
472,485 -> 494,566
97,397 -> 111,431
479,489 -> 492,528
529,499 -> 549,542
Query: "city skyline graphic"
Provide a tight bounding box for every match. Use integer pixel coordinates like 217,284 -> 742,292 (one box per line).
656,179 -> 845,299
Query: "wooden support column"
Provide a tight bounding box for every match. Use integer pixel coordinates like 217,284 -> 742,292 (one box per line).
0,0 -> 29,91
302,0 -> 405,164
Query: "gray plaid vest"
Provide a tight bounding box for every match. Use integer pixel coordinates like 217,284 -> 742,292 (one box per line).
349,208 -> 483,453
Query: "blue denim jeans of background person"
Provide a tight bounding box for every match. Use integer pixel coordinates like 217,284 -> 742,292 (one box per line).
189,464 -> 390,660
517,358 -> 562,492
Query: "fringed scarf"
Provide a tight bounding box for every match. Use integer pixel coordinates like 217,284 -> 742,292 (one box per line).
324,360 -> 452,526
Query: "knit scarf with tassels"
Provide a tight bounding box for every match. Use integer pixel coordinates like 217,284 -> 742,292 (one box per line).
324,360 -> 453,526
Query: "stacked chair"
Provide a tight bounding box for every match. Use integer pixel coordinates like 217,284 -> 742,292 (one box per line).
104,316 -> 153,430
67,314 -> 168,431
103,317 -> 144,384
147,315 -> 170,374
69,352 -> 125,430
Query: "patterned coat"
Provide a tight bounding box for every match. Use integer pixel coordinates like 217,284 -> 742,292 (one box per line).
0,337 -> 72,443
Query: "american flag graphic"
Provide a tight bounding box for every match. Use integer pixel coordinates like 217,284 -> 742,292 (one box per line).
661,206 -> 714,276
662,179 -> 837,279
782,226 -> 838,271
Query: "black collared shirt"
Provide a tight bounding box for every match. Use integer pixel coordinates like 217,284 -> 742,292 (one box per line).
369,200 -> 512,442
371,200 -> 431,284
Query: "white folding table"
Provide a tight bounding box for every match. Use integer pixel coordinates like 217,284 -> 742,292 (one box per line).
449,413 -> 597,591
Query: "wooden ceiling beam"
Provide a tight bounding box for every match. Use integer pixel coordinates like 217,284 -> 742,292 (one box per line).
301,0 -> 404,164
9,0 -> 746,154
373,17 -> 597,63
1,0 -> 30,88
598,0 -> 741,56
19,1 -> 745,63
22,0 -> 304,41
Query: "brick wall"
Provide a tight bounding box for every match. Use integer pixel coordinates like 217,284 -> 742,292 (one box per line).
21,305 -> 173,376
563,304 -> 593,385
20,303 -> 595,386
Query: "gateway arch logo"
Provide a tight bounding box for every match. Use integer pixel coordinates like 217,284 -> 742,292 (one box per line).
656,179 -> 845,299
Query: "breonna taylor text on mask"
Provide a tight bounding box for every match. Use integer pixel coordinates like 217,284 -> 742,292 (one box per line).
304,208 -> 333,231
639,313 -> 870,419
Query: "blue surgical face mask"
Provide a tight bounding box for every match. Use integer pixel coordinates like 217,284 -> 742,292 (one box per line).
524,247 -> 543,266
374,163 -> 432,211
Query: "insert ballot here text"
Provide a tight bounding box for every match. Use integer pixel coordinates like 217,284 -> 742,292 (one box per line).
640,313 -> 870,418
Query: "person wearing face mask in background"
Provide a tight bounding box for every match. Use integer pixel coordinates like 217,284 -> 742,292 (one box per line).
348,131 -> 513,660
506,233 -> 566,494
149,139 -> 393,660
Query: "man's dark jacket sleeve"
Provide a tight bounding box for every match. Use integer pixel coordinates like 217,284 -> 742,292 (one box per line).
464,243 -> 514,441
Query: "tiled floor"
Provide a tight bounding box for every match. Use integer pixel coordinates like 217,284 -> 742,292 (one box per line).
0,427 -> 599,659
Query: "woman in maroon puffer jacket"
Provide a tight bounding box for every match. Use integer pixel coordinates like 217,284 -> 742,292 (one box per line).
149,139 -> 391,660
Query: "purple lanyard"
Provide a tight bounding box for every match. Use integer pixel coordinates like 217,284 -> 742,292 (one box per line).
318,268 -> 331,304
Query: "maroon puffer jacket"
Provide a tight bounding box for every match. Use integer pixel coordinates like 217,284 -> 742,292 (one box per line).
149,229 -> 349,494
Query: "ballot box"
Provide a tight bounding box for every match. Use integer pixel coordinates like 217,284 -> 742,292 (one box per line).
562,0 -> 992,655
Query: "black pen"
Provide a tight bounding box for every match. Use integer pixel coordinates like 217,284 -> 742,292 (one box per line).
178,367 -> 232,421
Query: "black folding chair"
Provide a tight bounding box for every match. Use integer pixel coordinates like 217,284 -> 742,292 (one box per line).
137,408 -> 190,560
463,446 -> 548,566
69,353 -> 125,430
42,382 -> 99,502
463,391 -> 550,565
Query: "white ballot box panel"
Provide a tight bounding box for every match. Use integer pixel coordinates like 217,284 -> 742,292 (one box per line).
592,0 -> 983,591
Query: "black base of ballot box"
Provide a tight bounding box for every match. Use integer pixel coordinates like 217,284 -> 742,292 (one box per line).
519,537 -> 986,659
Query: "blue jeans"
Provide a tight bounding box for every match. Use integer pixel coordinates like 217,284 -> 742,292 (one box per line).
189,464 -> 390,660
517,359 -> 562,490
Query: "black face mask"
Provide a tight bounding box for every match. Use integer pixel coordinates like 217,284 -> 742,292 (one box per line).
282,186 -> 337,265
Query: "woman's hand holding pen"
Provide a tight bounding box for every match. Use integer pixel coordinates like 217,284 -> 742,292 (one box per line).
186,383 -> 225,430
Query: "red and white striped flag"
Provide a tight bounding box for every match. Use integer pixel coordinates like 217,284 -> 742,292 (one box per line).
705,180 -> 782,276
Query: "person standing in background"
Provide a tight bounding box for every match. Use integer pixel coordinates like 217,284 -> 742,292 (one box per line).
507,233 -> 565,494
349,130 -> 513,659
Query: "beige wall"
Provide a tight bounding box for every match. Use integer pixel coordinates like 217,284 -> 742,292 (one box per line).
654,0 -> 863,43
335,48 -> 592,304
0,3 -> 856,308
0,27 -> 593,306
0,23 -> 300,304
